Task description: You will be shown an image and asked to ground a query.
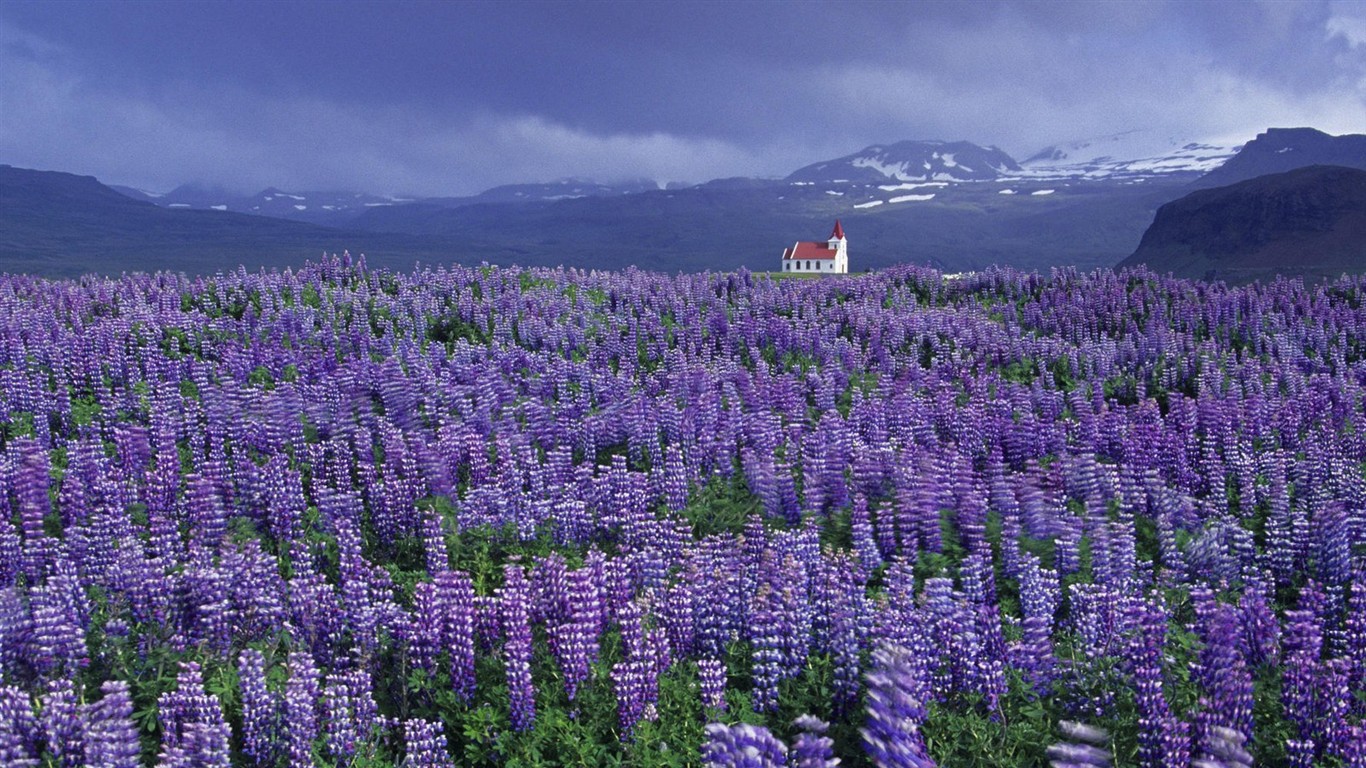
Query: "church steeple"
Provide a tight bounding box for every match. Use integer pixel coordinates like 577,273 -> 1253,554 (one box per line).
827,220 -> 847,273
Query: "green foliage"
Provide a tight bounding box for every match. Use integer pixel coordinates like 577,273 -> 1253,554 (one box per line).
247,365 -> 276,390
428,316 -> 489,348
1001,357 -> 1038,385
678,473 -> 762,538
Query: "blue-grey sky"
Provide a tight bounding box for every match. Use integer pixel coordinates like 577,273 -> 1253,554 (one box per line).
2,0 -> 1364,196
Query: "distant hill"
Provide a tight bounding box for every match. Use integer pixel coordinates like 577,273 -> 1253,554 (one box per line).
1194,128 -> 1366,189
0,165 -> 469,278
111,177 -> 660,226
1120,165 -> 1366,283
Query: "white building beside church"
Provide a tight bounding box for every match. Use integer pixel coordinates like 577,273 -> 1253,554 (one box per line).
781,220 -> 848,274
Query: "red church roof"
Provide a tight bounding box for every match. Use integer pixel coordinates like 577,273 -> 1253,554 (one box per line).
782,241 -> 837,260
831,219 -> 844,239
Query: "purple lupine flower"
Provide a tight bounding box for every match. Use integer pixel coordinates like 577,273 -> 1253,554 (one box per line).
617,595 -> 648,661
1130,596 -> 1189,768
701,722 -> 788,768
862,643 -> 937,768
1013,592 -> 1056,695
474,594 -> 502,651
321,664 -> 379,762
530,553 -> 571,627
409,580 -> 443,675
182,472 -> 227,554
1311,501 -> 1352,587
159,721 -> 233,768
1282,581 -> 1324,764
286,564 -> 342,665
0,683 -> 38,767
433,569 -> 477,702
181,562 -> 232,652
421,504 -> 450,574
548,565 -> 600,702
697,657 -> 727,712
1312,656 -> 1352,763
661,445 -> 689,512
972,603 -> 1009,715
38,677 -> 84,768
748,582 -> 785,713
1346,579 -> 1366,715
83,681 -> 141,768
284,650 -> 321,768
1237,579 -> 1279,670
851,492 -> 882,571
238,648 -> 279,768
14,439 -> 55,582
1046,721 -> 1111,768
658,579 -> 695,660
612,595 -> 668,738
157,663 -> 231,768
25,578 -> 88,679
1190,591 -> 1254,761
790,714 -> 838,768
959,551 -> 995,607
1192,725 -> 1254,768
500,563 -> 536,731
612,656 -> 652,739
403,717 -> 455,768
224,538 -> 287,642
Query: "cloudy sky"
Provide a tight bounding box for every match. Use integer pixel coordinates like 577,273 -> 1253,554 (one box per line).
2,0 -> 1364,196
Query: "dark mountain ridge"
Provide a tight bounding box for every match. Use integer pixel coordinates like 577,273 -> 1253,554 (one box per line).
1121,165 -> 1366,284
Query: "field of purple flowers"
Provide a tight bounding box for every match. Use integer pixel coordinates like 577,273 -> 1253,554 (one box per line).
0,253 -> 1363,767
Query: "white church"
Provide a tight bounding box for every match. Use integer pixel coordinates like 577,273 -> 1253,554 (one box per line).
780,220 -> 848,274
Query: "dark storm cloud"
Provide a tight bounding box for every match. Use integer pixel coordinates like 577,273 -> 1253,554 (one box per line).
1,0 -> 1362,196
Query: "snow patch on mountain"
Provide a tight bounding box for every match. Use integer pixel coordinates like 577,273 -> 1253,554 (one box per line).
1022,130 -> 1241,180
878,182 -> 947,192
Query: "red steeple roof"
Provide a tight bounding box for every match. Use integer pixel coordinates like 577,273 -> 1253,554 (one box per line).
830,220 -> 844,240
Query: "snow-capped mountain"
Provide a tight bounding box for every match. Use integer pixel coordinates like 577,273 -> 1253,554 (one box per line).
786,140 -> 1022,184
1022,130 -> 1241,179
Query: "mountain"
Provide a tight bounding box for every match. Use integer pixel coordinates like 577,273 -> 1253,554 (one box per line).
1194,128 -> 1366,189
785,140 -> 1021,184
1023,130 -> 1240,180
1120,165 -> 1366,284
0,165 -> 468,278
17,126 -> 1342,280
